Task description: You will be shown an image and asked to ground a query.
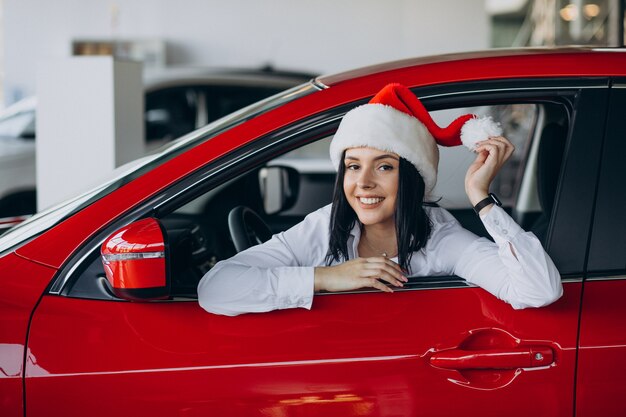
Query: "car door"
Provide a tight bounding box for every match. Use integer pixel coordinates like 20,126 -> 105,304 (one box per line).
575,80 -> 626,417
25,80 -> 608,417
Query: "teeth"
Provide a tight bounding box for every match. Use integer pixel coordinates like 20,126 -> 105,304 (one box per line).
359,197 -> 384,205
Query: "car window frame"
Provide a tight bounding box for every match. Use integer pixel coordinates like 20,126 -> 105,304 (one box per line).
544,84 -> 610,275
53,78 -> 608,301
587,80 -> 626,276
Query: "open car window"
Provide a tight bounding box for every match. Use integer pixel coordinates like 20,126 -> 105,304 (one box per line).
64,95 -> 568,301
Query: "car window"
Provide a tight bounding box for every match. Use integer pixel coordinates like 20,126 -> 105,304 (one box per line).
272,104 -> 548,234
587,86 -> 626,274
160,101 -> 562,297
273,104 -> 538,210
432,104 -> 537,208
206,86 -> 286,121
61,91 -> 570,302
145,85 -> 304,144
145,87 -> 199,142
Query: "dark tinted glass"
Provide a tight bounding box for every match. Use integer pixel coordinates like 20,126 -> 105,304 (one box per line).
145,87 -> 199,142
206,86 -> 284,121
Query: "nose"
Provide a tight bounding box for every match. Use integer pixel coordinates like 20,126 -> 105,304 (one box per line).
356,167 -> 375,189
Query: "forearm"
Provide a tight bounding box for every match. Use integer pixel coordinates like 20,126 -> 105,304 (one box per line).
198,260 -> 315,316
456,207 -> 562,309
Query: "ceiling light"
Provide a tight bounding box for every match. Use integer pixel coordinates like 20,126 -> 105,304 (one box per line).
583,4 -> 600,18
560,4 -> 579,22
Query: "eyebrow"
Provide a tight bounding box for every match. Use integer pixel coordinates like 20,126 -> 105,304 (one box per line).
344,154 -> 400,161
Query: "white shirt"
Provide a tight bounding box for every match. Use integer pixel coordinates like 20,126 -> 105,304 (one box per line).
198,204 -> 563,316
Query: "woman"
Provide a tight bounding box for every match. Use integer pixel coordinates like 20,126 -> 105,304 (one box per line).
198,83 -> 562,316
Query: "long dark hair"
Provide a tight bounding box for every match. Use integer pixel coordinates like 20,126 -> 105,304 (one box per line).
325,152 -> 433,273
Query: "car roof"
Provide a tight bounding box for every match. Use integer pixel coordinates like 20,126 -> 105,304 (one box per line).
143,66 -> 317,92
316,47 -> 626,87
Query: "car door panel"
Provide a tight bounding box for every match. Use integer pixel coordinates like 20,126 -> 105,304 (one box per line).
27,283 -> 581,417
576,280 -> 626,417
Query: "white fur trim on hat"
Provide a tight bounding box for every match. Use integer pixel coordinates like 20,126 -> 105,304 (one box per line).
460,116 -> 503,150
330,104 -> 439,195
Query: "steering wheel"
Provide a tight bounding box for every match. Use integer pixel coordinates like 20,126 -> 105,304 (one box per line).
228,206 -> 273,252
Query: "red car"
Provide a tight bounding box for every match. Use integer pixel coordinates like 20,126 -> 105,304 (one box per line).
1,48 -> 625,417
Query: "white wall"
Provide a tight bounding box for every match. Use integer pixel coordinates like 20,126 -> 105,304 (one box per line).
4,0 -> 489,104
36,57 -> 143,210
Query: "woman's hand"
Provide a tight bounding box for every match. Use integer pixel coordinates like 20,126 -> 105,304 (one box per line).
314,257 -> 408,293
465,136 -> 515,207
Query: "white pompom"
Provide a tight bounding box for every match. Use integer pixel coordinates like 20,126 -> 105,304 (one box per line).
460,116 -> 503,150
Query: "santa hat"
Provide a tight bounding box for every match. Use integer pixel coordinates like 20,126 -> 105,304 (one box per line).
330,83 -> 502,195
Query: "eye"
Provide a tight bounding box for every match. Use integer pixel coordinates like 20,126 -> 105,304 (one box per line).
378,164 -> 394,171
346,163 -> 360,171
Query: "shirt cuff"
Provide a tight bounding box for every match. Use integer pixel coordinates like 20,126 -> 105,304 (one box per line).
479,205 -> 525,247
276,266 -> 315,310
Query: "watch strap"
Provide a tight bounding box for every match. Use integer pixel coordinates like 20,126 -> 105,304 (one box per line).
473,193 -> 502,215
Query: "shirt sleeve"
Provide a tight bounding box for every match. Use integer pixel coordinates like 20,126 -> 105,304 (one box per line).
197,206 -> 330,316
427,206 -> 563,309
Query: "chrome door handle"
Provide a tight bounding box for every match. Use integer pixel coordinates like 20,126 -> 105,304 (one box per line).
430,346 -> 554,370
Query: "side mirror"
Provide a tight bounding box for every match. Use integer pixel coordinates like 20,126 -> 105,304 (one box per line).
259,165 -> 300,215
101,217 -> 170,301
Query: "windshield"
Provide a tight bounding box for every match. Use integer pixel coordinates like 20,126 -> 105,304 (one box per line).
0,83 -> 318,256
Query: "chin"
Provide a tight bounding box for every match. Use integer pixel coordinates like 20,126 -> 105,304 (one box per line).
354,210 -> 394,226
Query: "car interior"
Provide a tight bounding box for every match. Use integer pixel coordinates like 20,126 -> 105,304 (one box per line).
66,100 -> 569,301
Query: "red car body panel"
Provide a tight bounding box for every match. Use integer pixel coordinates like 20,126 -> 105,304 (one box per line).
26,283 -> 581,416
576,280 -> 626,417
0,48 -> 623,416
318,48 -> 626,87
0,253 -> 57,416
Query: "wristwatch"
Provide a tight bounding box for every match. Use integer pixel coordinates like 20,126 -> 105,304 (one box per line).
473,193 -> 502,214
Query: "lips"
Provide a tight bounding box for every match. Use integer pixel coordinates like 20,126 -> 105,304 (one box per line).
358,197 -> 384,205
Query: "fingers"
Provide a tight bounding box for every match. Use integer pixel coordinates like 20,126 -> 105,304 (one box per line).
466,136 -> 514,195
361,257 -> 407,288
365,257 -> 407,279
489,136 -> 515,160
364,256 -> 405,272
474,136 -> 514,161
365,277 -> 394,293
321,257 -> 410,294
362,269 -> 404,288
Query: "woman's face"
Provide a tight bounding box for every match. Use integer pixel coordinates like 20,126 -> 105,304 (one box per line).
343,147 -> 400,228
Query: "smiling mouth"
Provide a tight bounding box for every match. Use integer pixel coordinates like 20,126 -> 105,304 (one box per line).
359,197 -> 384,205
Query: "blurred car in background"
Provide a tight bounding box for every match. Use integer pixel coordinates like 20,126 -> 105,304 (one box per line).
0,66 -> 314,220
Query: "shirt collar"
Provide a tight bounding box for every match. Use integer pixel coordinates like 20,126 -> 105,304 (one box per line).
348,221 -> 362,259
348,220 -> 399,263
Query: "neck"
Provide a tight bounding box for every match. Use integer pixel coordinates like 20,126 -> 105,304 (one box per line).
361,221 -> 397,257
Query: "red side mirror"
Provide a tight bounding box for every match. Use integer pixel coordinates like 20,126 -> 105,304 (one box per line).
101,218 -> 169,301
